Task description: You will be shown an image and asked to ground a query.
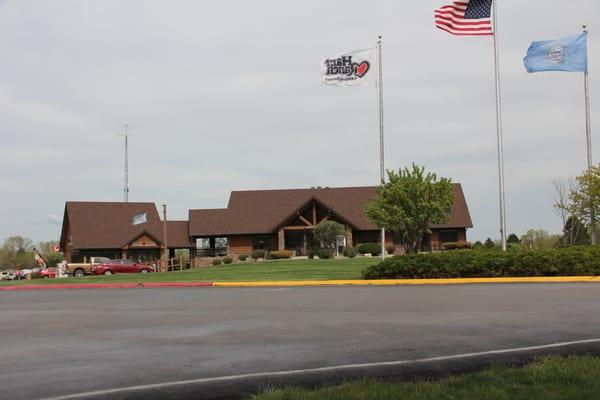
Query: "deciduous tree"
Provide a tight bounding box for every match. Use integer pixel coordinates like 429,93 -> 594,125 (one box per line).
313,221 -> 345,249
520,229 -> 561,250
365,164 -> 454,254
2,236 -> 35,268
570,166 -> 600,244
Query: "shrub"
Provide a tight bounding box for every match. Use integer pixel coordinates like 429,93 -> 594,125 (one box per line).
251,249 -> 266,260
212,258 -> 222,266
269,250 -> 293,260
385,244 -> 396,255
318,249 -> 333,259
308,250 -> 316,259
223,257 -> 233,265
443,241 -> 473,251
362,246 -> 600,280
358,243 -> 382,256
342,247 -> 357,258
238,254 -> 248,261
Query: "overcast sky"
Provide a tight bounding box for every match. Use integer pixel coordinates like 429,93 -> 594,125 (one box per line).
1,0 -> 598,244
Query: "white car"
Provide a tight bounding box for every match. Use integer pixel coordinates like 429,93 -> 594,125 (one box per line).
0,271 -> 9,280
18,269 -> 35,279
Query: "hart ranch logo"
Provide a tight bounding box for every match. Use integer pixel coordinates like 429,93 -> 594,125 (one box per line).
323,55 -> 371,84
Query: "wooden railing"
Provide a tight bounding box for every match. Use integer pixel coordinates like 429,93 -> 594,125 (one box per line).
159,257 -> 191,272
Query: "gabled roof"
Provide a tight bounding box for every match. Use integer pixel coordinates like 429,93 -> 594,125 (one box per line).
60,202 -> 192,250
189,184 -> 473,237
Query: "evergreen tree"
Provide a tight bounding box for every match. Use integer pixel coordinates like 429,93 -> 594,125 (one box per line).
507,233 -> 521,244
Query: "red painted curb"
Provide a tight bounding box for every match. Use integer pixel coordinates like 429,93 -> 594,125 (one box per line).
0,282 -> 214,291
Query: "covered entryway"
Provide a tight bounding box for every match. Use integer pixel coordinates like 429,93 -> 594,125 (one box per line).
276,198 -> 354,255
121,231 -> 163,263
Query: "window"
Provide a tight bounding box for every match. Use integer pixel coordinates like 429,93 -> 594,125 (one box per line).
252,236 -> 270,250
196,238 -> 210,249
439,230 -> 459,243
215,237 -> 228,249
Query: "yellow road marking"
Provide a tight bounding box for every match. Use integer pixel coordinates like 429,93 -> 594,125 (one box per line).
214,276 -> 600,287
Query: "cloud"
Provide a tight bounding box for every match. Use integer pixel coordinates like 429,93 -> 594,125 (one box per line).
0,0 -> 598,243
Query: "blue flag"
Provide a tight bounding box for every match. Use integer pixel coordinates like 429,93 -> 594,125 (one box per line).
524,33 -> 588,73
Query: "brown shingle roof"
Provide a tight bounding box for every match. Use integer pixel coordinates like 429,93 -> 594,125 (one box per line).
60,202 -> 191,250
166,220 -> 192,248
189,184 -> 472,236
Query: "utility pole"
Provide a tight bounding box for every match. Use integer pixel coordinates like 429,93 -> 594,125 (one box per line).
162,204 -> 168,272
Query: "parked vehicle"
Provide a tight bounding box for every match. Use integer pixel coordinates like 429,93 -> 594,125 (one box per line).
92,259 -> 154,275
66,257 -> 110,278
19,269 -> 35,279
0,271 -> 10,280
40,268 -> 57,279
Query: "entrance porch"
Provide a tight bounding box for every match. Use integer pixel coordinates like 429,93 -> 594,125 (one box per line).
275,199 -> 354,255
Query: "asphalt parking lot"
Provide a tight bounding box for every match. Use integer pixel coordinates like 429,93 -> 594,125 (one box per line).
2,284 -> 600,399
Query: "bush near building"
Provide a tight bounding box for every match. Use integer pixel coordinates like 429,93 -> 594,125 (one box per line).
318,249 -> 333,259
251,249 -> 266,260
343,247 -> 357,258
212,258 -> 222,266
358,243 -> 382,256
223,257 -> 233,265
269,250 -> 293,260
238,254 -> 248,261
442,241 -> 473,250
362,246 -> 600,280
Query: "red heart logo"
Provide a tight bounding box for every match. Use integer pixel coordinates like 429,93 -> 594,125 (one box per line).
354,62 -> 370,78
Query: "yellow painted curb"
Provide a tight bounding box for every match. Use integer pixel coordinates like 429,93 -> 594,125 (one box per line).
213,276 -> 600,287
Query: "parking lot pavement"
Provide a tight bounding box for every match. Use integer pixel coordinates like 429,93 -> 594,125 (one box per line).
1,284 -> 600,399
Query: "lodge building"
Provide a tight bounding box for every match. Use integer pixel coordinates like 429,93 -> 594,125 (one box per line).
59,185 -> 473,263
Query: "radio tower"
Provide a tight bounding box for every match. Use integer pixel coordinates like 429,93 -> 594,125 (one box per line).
119,124 -> 130,202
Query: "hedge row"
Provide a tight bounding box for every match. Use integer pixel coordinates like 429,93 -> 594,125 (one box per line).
362,246 -> 600,280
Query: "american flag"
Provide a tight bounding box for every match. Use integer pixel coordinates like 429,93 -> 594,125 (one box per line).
435,0 -> 493,36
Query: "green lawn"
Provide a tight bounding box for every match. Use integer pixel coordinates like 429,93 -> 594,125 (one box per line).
251,356 -> 600,400
0,258 -> 379,286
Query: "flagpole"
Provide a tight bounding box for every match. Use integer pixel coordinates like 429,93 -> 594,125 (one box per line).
583,26 -> 593,170
492,0 -> 508,251
377,35 -> 386,260
583,25 -> 595,244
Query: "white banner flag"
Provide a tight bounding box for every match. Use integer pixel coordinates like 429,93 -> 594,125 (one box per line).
132,212 -> 147,225
321,48 -> 377,87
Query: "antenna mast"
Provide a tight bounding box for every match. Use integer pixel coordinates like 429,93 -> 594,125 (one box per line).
123,124 -> 129,202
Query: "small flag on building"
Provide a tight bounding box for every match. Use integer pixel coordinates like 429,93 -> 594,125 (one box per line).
321,48 -> 376,87
524,33 -> 588,73
434,0 -> 493,36
132,212 -> 147,225
33,248 -> 47,269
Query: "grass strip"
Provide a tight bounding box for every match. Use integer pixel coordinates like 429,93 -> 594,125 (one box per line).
0,258 -> 378,286
250,356 -> 600,400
